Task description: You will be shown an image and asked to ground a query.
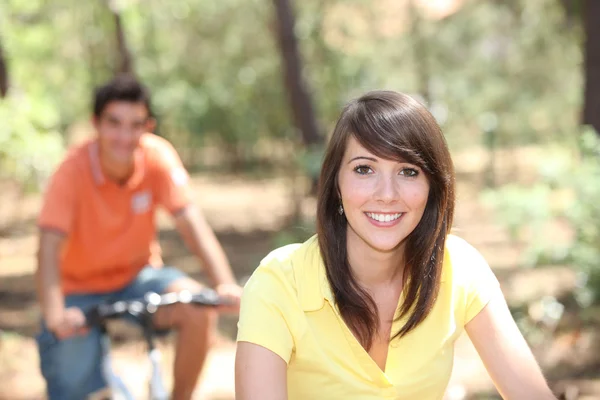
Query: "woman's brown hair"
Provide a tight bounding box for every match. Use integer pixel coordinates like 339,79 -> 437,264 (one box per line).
316,90 -> 455,349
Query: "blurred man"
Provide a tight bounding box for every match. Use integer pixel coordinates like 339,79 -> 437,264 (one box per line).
35,75 -> 242,400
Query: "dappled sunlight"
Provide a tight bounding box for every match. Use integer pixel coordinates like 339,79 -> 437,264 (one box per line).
1,162 -> 598,398
1,0 -> 599,398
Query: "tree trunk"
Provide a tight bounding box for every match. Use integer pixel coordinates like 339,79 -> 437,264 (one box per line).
0,36 -> 8,97
583,0 -> 600,135
105,0 -> 134,76
272,0 -> 322,147
409,1 -> 430,105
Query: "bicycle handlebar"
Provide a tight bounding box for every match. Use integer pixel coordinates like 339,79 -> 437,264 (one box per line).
84,288 -> 223,327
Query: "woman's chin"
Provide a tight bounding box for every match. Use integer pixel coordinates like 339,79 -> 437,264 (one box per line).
347,225 -> 407,255
363,238 -> 404,254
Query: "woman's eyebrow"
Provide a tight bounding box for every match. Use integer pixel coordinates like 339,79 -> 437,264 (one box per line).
347,156 -> 378,164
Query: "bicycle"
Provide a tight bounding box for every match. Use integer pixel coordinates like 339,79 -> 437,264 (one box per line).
84,288 -> 224,400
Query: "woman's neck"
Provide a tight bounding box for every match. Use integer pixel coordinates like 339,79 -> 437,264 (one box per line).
346,228 -> 405,290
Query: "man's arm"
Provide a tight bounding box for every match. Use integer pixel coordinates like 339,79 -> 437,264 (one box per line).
173,206 -> 237,286
152,136 -> 242,309
36,230 -> 65,321
36,229 -> 86,338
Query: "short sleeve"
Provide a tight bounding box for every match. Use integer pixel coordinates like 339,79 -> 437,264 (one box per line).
446,235 -> 501,325
462,242 -> 501,323
153,141 -> 193,214
236,261 -> 297,363
38,160 -> 78,234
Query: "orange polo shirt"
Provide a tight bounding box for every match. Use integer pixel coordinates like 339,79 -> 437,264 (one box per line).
38,133 -> 192,295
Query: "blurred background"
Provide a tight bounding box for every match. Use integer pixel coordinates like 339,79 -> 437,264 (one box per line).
0,0 -> 599,399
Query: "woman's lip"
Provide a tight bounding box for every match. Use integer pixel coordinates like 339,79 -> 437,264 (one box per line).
364,212 -> 404,227
364,211 -> 403,214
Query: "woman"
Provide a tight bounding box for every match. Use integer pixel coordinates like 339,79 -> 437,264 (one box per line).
235,90 -> 556,400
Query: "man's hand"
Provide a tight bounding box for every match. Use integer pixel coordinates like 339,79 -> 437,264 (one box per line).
46,307 -> 88,339
37,230 -> 87,340
215,283 -> 243,314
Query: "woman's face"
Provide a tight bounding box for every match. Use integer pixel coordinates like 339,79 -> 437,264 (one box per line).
337,136 -> 430,256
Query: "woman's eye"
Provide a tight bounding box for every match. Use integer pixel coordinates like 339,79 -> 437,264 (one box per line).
400,168 -> 419,177
354,165 -> 373,175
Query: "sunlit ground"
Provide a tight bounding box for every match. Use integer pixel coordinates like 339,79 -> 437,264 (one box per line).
0,145 -> 598,399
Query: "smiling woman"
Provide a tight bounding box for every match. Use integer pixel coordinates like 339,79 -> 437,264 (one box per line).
235,90 -> 557,400
328,90 -> 452,348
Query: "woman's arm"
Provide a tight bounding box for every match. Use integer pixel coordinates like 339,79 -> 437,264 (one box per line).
465,288 -> 557,400
235,341 -> 288,400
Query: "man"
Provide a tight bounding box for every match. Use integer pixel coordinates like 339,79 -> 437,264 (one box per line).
35,75 -> 242,400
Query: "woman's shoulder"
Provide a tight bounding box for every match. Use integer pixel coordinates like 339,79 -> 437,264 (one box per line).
443,234 -> 495,286
244,234 -> 320,294
237,237 -> 320,358
443,234 -> 501,324
445,234 -> 484,259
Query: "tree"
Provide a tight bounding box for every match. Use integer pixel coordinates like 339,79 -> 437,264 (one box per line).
272,0 -> 322,148
409,1 -> 431,104
106,0 -> 134,76
0,36 -> 7,97
583,0 -> 600,134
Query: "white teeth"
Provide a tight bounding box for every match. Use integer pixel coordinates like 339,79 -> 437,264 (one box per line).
366,212 -> 403,222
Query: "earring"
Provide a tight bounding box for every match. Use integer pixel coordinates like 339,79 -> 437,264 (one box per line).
338,204 -> 344,215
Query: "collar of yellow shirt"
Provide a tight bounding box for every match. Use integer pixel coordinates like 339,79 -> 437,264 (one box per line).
290,234 -> 450,313
285,235 -> 450,391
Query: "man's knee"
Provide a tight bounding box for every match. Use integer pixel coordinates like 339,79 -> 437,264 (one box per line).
37,327 -> 106,400
154,277 -> 217,331
168,302 -> 217,332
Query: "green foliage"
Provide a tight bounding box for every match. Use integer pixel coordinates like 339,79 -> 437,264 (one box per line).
272,218 -> 316,250
125,0 -> 296,156
0,95 -> 64,190
483,128 -> 600,304
568,129 -> 600,304
297,145 -> 325,182
0,0 -> 587,187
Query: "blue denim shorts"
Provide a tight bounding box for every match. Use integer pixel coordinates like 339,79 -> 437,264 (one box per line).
35,265 -> 188,400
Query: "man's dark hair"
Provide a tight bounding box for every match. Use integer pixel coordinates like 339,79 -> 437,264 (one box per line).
93,74 -> 153,118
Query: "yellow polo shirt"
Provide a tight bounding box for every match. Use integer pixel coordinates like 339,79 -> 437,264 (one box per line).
237,234 -> 499,399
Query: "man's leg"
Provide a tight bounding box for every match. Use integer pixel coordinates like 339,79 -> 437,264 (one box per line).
119,266 -> 217,400
154,277 -> 217,400
36,294 -> 108,400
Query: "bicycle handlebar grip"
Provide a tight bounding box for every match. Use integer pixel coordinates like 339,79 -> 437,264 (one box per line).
190,288 -> 222,306
84,301 -> 126,326
84,307 -> 103,327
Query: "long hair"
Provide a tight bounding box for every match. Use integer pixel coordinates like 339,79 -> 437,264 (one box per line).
316,90 -> 455,349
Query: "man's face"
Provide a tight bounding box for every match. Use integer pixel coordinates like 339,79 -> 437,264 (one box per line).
94,101 -> 154,164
